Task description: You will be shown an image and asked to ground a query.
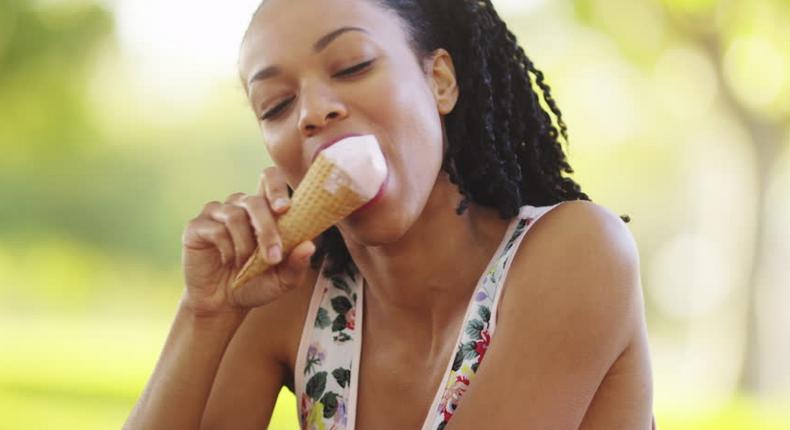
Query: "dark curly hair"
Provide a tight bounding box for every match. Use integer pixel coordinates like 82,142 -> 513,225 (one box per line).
248,0 -> 630,278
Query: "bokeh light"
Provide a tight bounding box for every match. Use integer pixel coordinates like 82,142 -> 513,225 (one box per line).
724,36 -> 787,113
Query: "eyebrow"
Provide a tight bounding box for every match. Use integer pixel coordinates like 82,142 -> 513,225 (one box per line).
247,26 -> 369,88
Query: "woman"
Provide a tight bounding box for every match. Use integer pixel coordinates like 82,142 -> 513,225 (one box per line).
125,0 -> 655,428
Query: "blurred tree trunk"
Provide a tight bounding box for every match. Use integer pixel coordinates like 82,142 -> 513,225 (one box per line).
671,18 -> 787,396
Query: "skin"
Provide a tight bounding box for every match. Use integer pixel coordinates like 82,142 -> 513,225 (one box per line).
124,0 -> 654,428
238,0 -> 513,361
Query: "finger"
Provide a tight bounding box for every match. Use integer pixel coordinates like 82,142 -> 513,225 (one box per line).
236,194 -> 282,265
183,217 -> 235,266
198,200 -> 223,217
275,240 -> 316,288
207,204 -> 257,267
230,241 -> 315,307
260,166 -> 290,213
224,192 -> 247,205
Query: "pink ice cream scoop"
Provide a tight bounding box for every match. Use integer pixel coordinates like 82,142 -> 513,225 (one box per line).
232,135 -> 387,289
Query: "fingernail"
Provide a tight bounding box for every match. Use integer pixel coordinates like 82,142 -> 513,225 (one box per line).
272,198 -> 289,211
268,245 -> 282,264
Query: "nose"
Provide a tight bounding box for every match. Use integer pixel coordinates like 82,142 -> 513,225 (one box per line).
297,84 -> 348,137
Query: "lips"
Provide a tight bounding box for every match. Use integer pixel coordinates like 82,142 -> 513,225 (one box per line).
310,133 -> 363,163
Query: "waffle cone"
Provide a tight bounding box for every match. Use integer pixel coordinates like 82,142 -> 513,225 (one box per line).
231,154 -> 370,289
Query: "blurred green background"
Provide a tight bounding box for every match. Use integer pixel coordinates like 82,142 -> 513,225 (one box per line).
1,0 -> 788,428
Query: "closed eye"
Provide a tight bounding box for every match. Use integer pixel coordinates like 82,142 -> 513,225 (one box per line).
334,59 -> 375,78
259,59 -> 376,121
260,96 -> 295,121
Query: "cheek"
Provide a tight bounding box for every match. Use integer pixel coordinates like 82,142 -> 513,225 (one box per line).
364,79 -> 445,214
363,71 -> 444,163
262,131 -> 304,188
382,71 -> 436,124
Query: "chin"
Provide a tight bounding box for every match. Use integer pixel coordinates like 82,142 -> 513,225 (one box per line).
338,204 -> 412,248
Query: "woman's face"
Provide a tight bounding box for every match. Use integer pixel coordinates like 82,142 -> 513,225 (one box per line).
239,0 -> 458,245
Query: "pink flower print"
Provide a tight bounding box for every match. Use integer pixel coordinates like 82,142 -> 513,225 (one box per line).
299,392 -> 314,427
345,307 -> 356,330
439,373 -> 471,422
474,328 -> 491,362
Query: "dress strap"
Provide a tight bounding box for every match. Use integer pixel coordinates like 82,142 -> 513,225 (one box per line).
420,202 -> 566,430
295,262 -> 363,429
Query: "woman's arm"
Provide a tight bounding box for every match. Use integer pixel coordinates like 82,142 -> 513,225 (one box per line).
124,167 -> 315,429
123,300 -> 247,430
125,272 -> 312,430
200,266 -> 318,429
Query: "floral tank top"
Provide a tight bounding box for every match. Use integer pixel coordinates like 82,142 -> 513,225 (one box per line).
294,203 -> 565,430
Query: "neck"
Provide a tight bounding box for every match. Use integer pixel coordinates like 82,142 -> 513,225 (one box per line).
343,173 -> 512,342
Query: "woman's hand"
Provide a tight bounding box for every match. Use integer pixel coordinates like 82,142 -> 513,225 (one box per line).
180,166 -> 315,316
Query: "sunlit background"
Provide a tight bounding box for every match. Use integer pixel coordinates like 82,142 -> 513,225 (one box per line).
1,0 -> 788,428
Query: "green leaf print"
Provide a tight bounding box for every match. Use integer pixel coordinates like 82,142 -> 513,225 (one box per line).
306,372 -> 327,401
504,220 -> 527,253
462,341 -> 478,359
332,277 -> 353,296
488,269 -> 498,284
333,332 -> 352,343
465,319 -> 485,339
331,296 -> 353,315
315,307 -> 331,329
305,356 -> 321,375
478,306 -> 491,323
332,314 -> 348,332
452,345 -> 464,371
332,367 -> 351,388
321,392 -> 339,418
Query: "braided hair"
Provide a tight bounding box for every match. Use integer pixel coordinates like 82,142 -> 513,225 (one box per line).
249,0 -> 630,277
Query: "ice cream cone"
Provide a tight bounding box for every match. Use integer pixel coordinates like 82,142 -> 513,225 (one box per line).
231,136 -> 386,289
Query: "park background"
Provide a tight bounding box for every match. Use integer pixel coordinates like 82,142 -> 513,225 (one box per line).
1,0 -> 789,428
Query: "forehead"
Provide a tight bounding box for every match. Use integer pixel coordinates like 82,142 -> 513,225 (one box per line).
240,0 -> 407,74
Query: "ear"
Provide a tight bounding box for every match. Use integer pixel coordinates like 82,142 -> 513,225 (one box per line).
426,48 -> 459,115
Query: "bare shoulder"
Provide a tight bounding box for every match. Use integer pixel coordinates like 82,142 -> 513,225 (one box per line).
502,199 -> 642,345
201,264 -> 320,429
521,199 -> 638,270
444,200 -> 651,429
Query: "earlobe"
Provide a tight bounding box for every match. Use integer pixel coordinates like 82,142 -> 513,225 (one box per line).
429,49 -> 459,115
